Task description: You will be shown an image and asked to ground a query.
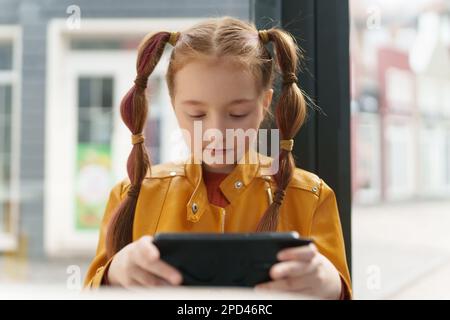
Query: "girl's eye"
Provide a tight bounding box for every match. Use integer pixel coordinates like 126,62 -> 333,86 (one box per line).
189,114 -> 206,119
230,114 -> 249,118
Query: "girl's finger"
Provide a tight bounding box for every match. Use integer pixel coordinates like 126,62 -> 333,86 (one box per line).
255,277 -> 311,293
135,237 -> 183,285
122,277 -> 143,289
138,258 -> 183,285
277,243 -> 317,261
139,236 -> 160,261
131,267 -> 172,287
270,257 -> 319,280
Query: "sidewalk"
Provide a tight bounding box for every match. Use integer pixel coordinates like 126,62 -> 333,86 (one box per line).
352,200 -> 450,299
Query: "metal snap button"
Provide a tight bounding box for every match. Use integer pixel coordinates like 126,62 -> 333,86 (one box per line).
312,186 -> 318,193
191,202 -> 199,214
234,180 -> 243,189
169,171 -> 177,176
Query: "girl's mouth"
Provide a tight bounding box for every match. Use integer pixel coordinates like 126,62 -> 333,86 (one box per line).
206,148 -> 233,155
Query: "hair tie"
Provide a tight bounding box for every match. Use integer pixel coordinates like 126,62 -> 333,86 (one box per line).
273,189 -> 286,205
127,185 -> 140,199
168,31 -> 180,46
282,72 -> 298,86
280,139 -> 294,151
258,29 -> 270,44
131,133 -> 145,145
134,76 -> 147,89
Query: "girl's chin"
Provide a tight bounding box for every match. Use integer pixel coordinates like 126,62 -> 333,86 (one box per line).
202,149 -> 236,161
202,162 -> 236,173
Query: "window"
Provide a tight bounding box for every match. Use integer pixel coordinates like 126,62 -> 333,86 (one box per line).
75,76 -> 114,230
0,26 -> 21,251
77,77 -> 114,144
0,84 -> 12,233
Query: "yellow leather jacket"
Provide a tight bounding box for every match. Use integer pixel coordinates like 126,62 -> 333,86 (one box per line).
84,149 -> 352,297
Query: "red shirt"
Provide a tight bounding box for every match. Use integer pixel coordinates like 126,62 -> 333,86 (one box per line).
202,167 -> 230,208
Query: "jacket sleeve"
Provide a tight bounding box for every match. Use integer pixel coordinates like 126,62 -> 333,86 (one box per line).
83,180 -> 125,289
309,179 -> 353,299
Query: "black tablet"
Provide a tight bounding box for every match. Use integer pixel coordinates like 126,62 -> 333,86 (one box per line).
153,232 -> 313,287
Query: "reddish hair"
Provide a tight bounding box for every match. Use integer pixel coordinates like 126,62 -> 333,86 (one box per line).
106,17 -> 307,258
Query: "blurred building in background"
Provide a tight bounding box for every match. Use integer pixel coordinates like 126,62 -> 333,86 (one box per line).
350,0 -> 450,299
351,1 -> 450,205
0,0 -> 251,284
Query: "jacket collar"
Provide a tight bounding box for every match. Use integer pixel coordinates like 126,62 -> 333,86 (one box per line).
183,148 -> 273,222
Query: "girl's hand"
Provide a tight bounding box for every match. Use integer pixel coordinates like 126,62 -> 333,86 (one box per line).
106,235 -> 183,288
255,243 -> 342,299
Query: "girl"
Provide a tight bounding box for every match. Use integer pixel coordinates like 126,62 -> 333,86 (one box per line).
83,17 -> 352,299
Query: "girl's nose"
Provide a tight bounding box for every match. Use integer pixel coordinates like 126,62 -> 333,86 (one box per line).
206,117 -> 228,136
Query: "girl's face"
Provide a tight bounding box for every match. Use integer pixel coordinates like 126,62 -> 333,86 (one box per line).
171,57 -> 273,173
